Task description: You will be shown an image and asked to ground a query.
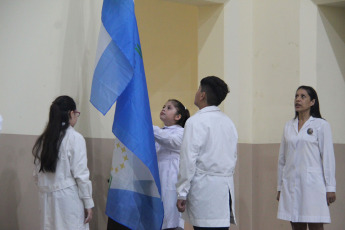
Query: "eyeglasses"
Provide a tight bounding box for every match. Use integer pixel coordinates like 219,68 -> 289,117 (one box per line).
74,111 -> 81,117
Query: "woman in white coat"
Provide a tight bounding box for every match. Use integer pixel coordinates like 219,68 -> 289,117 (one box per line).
33,96 -> 94,230
277,86 -> 336,230
153,99 -> 190,230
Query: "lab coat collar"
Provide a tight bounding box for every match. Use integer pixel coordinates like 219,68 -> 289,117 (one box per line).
163,125 -> 181,129
197,105 -> 220,114
293,116 -> 315,133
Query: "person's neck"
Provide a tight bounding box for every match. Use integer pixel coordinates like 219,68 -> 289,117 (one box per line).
198,102 -> 210,110
298,111 -> 311,123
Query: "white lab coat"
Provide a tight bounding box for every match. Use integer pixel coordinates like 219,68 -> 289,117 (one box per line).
277,116 -> 336,223
34,126 -> 94,230
176,106 -> 238,227
153,125 -> 184,229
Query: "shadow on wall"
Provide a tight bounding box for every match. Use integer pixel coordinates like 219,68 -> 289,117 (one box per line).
198,4 -> 224,54
318,6 -> 345,81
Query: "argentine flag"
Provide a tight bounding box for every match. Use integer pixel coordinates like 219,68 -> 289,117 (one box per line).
90,0 -> 164,229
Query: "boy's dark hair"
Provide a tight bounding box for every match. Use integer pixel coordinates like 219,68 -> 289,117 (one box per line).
200,76 -> 229,106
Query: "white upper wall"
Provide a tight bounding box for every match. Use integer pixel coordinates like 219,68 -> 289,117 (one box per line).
223,0 -> 253,143
251,0 -> 301,143
1,0 -> 344,143
0,0 -> 111,137
0,0 -> 198,138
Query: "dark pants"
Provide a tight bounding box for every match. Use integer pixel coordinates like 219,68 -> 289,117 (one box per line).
107,218 -> 131,230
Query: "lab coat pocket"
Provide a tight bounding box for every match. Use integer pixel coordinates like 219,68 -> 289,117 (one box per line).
304,131 -> 318,144
307,167 -> 325,189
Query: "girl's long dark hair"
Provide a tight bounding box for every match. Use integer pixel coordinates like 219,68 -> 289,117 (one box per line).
294,85 -> 323,119
169,99 -> 190,128
32,96 -> 76,173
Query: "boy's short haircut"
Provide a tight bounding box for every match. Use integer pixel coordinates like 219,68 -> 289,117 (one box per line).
200,76 -> 229,106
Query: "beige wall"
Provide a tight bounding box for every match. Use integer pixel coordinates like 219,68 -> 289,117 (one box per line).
135,0 -> 199,126
1,0 -> 345,230
316,6 -> 345,143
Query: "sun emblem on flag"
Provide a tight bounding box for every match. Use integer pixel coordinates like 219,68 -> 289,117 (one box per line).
111,141 -> 129,174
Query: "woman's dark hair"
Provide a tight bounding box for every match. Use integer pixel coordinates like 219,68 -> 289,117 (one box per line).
32,96 -> 76,173
200,76 -> 229,106
294,85 -> 322,119
168,99 -> 190,128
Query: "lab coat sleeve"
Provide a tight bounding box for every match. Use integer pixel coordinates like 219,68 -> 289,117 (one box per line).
69,133 -> 94,209
153,126 -> 183,151
176,119 -> 205,199
318,122 -> 336,192
277,125 -> 286,191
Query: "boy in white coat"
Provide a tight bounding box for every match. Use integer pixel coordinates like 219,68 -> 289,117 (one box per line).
176,76 -> 238,230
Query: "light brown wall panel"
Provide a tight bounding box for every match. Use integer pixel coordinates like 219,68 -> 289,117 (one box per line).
1,134 -> 344,230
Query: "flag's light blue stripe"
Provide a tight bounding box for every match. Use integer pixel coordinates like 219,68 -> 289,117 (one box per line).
102,0 -> 136,67
106,189 -> 164,230
90,39 -> 133,115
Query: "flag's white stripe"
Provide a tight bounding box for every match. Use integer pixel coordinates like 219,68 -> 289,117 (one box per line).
110,138 -> 160,198
94,23 -> 112,67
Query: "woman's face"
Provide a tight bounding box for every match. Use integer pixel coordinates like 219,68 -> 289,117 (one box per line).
294,89 -> 315,114
69,110 -> 80,127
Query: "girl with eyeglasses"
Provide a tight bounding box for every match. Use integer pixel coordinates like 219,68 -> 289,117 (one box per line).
32,95 -> 94,230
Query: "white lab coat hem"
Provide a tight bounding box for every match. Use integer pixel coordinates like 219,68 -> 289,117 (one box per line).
189,218 -> 230,228
278,213 -> 331,223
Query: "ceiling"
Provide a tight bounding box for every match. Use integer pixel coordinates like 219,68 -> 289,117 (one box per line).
313,0 -> 345,7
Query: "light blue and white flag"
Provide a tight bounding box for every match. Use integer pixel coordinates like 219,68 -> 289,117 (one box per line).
90,0 -> 164,229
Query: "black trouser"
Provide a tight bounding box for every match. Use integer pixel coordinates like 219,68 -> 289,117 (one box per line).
107,218 -> 131,230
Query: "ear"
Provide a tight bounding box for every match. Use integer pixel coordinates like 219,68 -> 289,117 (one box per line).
175,114 -> 182,121
200,91 -> 206,101
310,99 -> 315,106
